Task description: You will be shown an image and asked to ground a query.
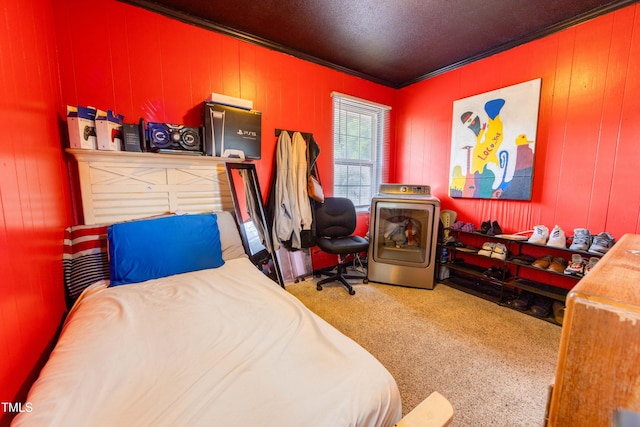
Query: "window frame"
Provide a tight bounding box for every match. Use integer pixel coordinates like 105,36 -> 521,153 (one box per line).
331,92 -> 390,212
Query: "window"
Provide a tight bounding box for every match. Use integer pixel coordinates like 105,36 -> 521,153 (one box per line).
332,93 -> 390,211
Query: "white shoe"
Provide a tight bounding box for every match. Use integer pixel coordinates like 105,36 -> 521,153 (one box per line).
528,225 -> 549,245
547,225 -> 566,248
491,243 -> 508,261
477,242 -> 494,257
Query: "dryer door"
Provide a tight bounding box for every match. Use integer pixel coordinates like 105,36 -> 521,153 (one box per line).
370,200 -> 437,268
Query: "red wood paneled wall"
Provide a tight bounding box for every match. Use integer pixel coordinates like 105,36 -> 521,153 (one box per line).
395,4 -> 640,240
52,0 -> 397,200
0,0 -> 73,421
4,0 -> 640,419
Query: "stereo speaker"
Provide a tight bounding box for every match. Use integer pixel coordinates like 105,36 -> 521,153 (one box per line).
147,122 -> 202,153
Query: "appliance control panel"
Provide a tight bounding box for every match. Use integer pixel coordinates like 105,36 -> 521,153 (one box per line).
378,184 -> 431,196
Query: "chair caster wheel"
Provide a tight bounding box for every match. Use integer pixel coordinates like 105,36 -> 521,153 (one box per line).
316,285 -> 323,291
349,289 -> 356,295
363,279 -> 369,284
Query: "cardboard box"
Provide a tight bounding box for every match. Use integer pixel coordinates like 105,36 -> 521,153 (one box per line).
95,109 -> 124,151
206,93 -> 253,110
67,105 -> 97,149
203,103 -> 262,159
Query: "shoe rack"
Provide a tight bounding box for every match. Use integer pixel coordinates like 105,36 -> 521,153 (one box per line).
437,229 -> 604,325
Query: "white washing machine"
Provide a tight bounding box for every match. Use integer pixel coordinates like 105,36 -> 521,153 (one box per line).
367,184 -> 440,289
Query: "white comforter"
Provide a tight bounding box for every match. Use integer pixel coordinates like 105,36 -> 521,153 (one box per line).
13,258 -> 401,427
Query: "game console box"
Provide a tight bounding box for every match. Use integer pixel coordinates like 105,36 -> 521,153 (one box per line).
67,105 -> 97,149
203,103 -> 262,159
95,109 -> 124,151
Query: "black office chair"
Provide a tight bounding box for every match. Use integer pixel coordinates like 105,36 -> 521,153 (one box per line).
313,197 -> 369,295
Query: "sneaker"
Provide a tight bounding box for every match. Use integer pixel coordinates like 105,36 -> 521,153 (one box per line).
547,225 -> 567,248
584,257 -> 599,274
564,254 -> 585,276
588,232 -> 615,254
487,220 -> 503,236
569,228 -> 591,251
491,243 -> 508,260
483,266 -> 508,280
477,242 -> 495,257
479,220 -> 491,234
528,225 -> 549,245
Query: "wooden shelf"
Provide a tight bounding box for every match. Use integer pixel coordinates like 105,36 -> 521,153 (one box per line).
66,148 -> 244,166
66,149 -> 241,225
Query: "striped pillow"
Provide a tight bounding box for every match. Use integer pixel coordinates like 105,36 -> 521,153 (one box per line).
63,224 -> 110,307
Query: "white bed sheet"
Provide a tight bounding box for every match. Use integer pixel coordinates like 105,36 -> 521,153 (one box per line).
13,258 -> 401,427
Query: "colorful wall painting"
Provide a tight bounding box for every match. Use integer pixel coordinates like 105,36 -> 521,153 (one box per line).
449,78 -> 541,200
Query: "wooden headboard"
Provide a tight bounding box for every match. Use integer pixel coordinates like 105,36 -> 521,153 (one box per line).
67,149 -> 240,225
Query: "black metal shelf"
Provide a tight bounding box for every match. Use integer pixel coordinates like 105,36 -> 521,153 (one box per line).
504,258 -> 582,279
508,278 -> 569,302
516,239 -> 603,258
445,261 -> 508,283
440,275 -> 502,304
436,229 -> 600,326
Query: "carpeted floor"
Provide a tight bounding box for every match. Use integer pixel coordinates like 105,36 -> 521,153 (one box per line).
286,277 -> 561,427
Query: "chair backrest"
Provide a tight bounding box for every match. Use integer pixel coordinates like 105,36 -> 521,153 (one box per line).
315,197 -> 357,238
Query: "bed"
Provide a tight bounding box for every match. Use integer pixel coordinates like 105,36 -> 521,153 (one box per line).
14,151 -> 453,426
13,211 -> 403,426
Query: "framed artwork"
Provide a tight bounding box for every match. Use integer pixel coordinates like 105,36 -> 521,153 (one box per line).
449,78 -> 541,200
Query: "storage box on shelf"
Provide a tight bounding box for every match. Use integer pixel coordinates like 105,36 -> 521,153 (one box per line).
437,229 -> 603,325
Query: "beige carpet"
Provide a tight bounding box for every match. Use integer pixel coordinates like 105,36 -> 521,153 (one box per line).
285,277 -> 561,427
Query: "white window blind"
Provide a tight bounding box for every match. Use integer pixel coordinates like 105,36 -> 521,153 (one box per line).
331,93 -> 390,211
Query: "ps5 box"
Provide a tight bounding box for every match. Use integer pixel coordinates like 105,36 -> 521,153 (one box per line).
203,103 -> 261,159
67,105 -> 97,149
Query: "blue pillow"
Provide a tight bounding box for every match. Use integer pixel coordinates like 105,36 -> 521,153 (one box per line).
108,214 -> 224,287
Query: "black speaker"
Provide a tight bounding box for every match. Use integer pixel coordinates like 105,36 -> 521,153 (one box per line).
147,122 -> 202,153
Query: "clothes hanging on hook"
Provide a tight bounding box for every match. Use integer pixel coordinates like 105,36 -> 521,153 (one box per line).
268,129 -> 317,250
292,131 -> 313,238
271,131 -> 295,251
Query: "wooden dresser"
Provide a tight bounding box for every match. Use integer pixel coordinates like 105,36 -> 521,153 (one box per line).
547,233 -> 640,426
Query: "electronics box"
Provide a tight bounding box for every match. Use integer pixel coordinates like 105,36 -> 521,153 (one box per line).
122,123 -> 143,152
95,109 -> 124,151
67,105 -> 97,149
206,93 -> 253,110
203,103 -> 262,159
